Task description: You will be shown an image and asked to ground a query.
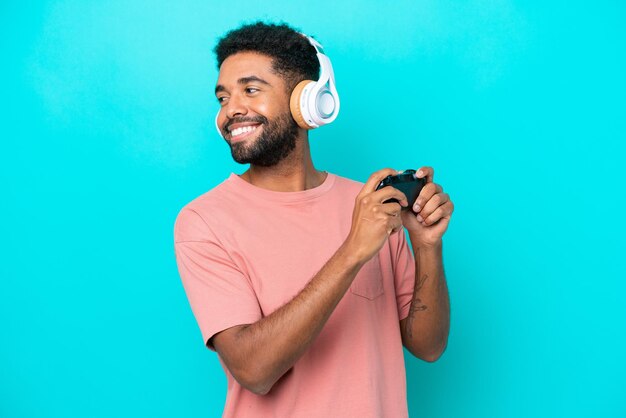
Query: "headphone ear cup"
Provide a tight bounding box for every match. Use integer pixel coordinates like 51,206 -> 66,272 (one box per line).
290,80 -> 315,129
214,112 -> 223,138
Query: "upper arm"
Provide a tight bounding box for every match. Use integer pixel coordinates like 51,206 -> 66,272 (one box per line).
174,208 -> 262,350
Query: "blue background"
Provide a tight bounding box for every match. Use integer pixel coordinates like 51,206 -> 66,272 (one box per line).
1,1 -> 624,417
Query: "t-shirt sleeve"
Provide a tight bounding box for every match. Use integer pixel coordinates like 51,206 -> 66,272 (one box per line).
174,207 -> 262,350
389,227 -> 416,321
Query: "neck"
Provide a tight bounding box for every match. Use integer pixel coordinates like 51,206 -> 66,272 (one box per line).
240,134 -> 326,192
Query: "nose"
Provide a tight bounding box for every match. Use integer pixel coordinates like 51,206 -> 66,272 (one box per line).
216,94 -> 247,136
225,93 -> 248,120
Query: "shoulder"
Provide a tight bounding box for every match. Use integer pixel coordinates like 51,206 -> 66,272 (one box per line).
329,173 -> 364,196
174,176 -> 238,242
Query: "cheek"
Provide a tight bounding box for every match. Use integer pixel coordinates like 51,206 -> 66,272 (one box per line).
251,98 -> 271,116
258,95 -> 290,119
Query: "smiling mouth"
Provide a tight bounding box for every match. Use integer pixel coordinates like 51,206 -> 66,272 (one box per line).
229,124 -> 261,141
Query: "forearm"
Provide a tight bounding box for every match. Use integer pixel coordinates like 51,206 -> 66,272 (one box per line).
217,241 -> 364,394
401,237 -> 450,361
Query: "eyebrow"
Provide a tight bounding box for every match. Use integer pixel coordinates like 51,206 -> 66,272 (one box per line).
215,75 -> 271,94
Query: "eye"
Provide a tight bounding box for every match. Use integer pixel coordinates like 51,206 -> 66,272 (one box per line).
245,87 -> 259,94
217,96 -> 228,105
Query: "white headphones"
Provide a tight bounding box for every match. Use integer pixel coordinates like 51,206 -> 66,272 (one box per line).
215,33 -> 339,137
289,34 -> 340,129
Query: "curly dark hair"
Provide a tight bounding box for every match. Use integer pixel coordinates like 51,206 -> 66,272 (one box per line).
214,21 -> 320,92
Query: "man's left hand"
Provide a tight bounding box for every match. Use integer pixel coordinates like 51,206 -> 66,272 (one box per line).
400,166 -> 454,248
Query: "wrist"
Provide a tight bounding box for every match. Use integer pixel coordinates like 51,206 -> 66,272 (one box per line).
408,235 -> 443,252
338,238 -> 368,270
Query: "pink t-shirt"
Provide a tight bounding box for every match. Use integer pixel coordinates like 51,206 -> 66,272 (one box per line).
174,172 -> 416,418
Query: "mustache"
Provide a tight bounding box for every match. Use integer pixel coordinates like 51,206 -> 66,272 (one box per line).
223,116 -> 268,133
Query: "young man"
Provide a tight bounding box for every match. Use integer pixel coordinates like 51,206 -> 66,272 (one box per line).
174,22 -> 454,417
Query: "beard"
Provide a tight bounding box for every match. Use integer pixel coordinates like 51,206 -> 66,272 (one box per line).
225,112 -> 299,167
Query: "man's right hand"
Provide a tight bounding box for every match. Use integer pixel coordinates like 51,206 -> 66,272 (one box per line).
345,168 -> 409,264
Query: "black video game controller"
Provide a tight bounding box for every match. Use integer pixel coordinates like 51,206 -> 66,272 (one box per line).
375,169 -> 427,212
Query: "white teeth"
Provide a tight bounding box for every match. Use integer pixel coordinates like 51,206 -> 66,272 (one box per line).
231,125 -> 258,137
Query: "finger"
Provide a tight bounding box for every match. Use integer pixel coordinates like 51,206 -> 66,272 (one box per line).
390,223 -> 404,234
386,215 -> 403,235
415,166 -> 434,183
422,201 -> 454,226
380,201 -> 403,216
413,182 -> 441,212
361,168 -> 401,195
368,201 -> 401,218
419,192 -> 450,221
371,186 -> 408,207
